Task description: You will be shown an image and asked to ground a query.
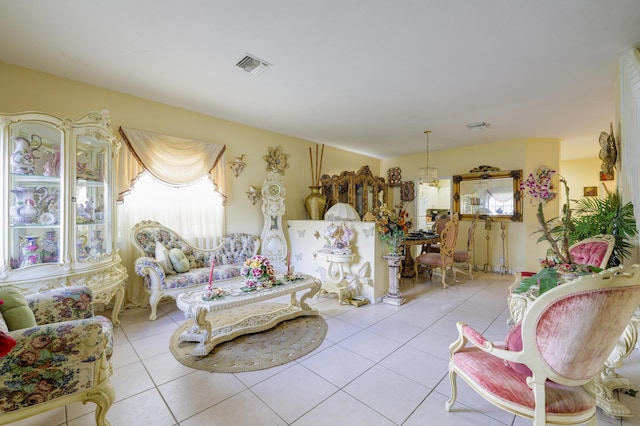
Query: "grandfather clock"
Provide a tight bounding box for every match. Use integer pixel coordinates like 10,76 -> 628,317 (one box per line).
260,171 -> 288,273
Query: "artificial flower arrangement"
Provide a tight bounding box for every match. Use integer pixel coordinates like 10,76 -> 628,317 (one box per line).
372,202 -> 411,254
203,283 -> 225,301
240,255 -> 279,291
513,166 -> 600,296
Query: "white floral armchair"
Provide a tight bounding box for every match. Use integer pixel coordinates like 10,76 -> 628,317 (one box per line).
0,286 -> 114,425
131,220 -> 260,320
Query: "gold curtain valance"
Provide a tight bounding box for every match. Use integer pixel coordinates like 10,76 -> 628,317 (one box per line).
117,127 -> 226,202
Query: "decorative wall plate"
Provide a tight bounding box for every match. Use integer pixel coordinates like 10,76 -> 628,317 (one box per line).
400,181 -> 415,202
387,167 -> 402,187
39,212 -> 56,225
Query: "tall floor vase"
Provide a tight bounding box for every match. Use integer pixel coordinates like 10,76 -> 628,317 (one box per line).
383,254 -> 405,305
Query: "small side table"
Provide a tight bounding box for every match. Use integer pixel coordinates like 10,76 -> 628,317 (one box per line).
383,254 -> 406,305
317,252 -> 355,304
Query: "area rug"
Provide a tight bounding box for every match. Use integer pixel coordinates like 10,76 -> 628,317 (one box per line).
169,303 -> 327,373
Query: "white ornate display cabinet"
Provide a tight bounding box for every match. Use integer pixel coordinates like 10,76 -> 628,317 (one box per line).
0,111 -> 127,325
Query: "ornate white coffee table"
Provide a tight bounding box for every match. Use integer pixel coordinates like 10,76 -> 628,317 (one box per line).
175,274 -> 321,356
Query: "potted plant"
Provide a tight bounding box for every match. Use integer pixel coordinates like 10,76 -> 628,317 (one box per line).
513,167 -> 600,296
568,190 -> 637,267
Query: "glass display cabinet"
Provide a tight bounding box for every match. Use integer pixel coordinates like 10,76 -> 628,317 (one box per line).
1,111 -> 127,325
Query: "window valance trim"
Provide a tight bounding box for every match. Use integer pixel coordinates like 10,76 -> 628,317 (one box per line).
117,127 -> 226,202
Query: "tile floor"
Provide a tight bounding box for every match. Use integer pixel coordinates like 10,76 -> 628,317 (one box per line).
10,271 -> 640,425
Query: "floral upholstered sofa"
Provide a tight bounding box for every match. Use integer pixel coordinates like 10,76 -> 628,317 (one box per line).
0,286 -> 114,425
131,220 -> 260,320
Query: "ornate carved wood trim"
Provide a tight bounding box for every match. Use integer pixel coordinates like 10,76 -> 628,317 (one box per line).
320,166 -> 388,218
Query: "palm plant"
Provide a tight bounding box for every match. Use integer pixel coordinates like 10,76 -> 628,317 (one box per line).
569,191 -> 637,267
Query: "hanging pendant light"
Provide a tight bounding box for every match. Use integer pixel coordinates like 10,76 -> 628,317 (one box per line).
418,130 -> 438,182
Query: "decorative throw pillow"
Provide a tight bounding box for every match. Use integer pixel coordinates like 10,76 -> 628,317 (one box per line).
155,242 -> 176,275
0,286 -> 37,331
169,248 -> 190,273
188,255 -> 197,270
504,323 -> 533,377
0,312 -> 8,333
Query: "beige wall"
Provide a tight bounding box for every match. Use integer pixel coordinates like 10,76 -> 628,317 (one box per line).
0,62 -> 380,238
3,61 -> 622,274
383,138 -> 562,272
561,158 -> 617,204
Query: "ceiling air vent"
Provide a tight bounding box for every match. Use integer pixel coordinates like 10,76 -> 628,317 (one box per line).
236,54 -> 271,75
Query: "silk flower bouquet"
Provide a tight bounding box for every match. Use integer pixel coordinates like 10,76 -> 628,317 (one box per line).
240,255 -> 278,290
373,203 -> 410,254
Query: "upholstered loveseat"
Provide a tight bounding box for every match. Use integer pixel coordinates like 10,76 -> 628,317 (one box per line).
131,220 -> 260,320
0,286 -> 114,425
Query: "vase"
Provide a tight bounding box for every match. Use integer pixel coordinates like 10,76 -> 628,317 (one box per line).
10,186 -> 47,225
304,186 -> 327,220
20,235 -> 41,268
76,235 -> 89,261
385,234 -> 405,256
90,230 -> 104,255
41,230 -> 59,263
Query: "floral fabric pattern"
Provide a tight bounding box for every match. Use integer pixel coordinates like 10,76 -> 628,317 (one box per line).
133,226 -> 259,291
212,234 -> 259,266
26,287 -> 113,359
137,264 -> 242,291
0,319 -> 105,413
27,286 -> 94,324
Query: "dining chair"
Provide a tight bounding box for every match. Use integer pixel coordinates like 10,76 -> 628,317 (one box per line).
453,215 -> 479,279
425,214 -> 450,253
446,264 -> 640,426
413,213 -> 459,287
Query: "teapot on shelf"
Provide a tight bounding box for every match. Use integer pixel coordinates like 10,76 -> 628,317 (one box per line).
11,134 -> 42,175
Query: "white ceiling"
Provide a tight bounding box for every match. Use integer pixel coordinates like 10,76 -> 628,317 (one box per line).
1,1 -> 639,160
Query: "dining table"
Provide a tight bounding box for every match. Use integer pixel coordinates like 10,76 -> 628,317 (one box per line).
400,233 -> 440,279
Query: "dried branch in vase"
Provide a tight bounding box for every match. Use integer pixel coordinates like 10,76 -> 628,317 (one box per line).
308,144 -> 325,186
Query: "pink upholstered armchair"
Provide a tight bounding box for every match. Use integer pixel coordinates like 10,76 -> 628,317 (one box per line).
569,234 -> 615,269
447,264 -> 640,426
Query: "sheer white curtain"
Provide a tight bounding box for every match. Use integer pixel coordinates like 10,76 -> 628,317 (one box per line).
117,172 -> 225,307
620,49 -> 640,243
116,127 -> 227,307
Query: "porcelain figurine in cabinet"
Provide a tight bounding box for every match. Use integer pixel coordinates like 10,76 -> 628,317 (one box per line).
10,134 -> 42,175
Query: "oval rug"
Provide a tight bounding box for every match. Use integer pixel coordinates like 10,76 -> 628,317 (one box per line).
169,303 -> 327,373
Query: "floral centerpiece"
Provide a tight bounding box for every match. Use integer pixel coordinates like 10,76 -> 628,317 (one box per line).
373,203 -> 410,255
240,255 -> 278,291
203,283 -> 225,300
514,166 -> 599,295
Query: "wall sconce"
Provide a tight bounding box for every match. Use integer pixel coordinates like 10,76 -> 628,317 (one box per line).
229,155 -> 246,177
247,185 -> 262,205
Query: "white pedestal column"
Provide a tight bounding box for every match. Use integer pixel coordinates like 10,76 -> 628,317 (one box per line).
383,254 -> 405,305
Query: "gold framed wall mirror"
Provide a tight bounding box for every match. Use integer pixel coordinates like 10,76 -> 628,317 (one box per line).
452,170 -> 523,221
